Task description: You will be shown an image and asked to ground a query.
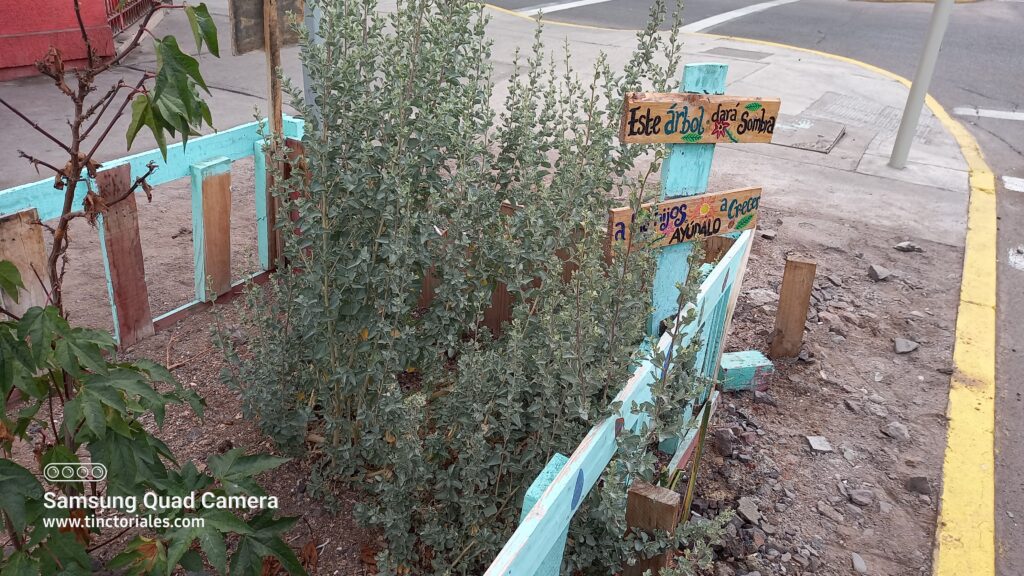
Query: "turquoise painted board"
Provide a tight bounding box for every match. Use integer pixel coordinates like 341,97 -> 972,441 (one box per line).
721,350 -> 774,392
520,453 -> 571,576
650,63 -> 729,335
253,141 -> 271,270
0,116 -> 306,222
483,231 -> 752,575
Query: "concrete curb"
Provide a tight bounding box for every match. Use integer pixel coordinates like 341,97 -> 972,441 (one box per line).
693,33 -> 997,576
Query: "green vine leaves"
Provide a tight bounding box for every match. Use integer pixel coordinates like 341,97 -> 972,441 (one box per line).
126,3 -> 218,158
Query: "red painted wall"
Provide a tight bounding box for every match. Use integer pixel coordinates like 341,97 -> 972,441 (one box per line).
0,0 -> 115,80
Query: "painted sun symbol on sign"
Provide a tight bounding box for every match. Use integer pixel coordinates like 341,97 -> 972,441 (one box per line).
698,199 -> 714,218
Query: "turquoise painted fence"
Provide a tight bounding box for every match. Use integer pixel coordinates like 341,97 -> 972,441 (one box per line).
0,116 -> 305,344
483,230 -> 751,575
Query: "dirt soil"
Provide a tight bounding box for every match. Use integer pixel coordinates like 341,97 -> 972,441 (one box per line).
26,158 -> 375,575
20,157 -> 956,575
694,204 -> 958,576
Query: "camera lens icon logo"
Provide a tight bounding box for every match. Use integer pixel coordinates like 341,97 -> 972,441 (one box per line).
43,463 -> 107,483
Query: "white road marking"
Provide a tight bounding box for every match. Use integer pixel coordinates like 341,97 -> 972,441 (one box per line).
516,0 -> 617,17
1003,175 -> 1024,193
680,0 -> 804,32
953,106 -> 1024,122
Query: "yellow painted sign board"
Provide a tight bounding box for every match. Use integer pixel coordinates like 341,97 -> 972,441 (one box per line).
608,187 -> 762,249
619,93 -> 781,145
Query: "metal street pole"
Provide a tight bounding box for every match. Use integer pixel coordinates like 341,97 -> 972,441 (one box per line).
889,0 -> 956,169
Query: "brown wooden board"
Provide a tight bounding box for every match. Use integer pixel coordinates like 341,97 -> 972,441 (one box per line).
619,93 -> 780,145
97,165 -> 154,347
228,0 -> 303,55
202,168 -> 233,298
769,255 -> 817,359
624,479 -> 682,576
0,209 -> 49,316
609,187 -> 761,250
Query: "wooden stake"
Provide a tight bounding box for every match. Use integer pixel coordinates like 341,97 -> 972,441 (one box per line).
624,480 -> 683,576
768,255 -> 817,358
264,0 -> 284,268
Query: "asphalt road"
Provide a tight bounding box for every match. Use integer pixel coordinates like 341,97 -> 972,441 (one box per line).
487,0 -> 1024,573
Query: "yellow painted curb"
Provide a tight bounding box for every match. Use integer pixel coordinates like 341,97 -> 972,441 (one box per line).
695,34 -> 998,576
481,7 -> 998,573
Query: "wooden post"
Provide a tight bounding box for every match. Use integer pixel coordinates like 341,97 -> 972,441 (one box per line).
190,157 -> 233,301
0,209 -> 49,316
96,165 -> 154,347
624,480 -> 683,576
768,255 -> 817,358
649,63 -> 729,335
264,0 -> 284,269
520,453 -> 571,576
264,0 -> 283,139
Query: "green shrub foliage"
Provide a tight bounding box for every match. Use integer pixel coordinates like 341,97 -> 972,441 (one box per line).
222,0 -> 726,572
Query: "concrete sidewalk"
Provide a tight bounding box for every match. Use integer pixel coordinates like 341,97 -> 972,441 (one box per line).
1,3 -> 970,243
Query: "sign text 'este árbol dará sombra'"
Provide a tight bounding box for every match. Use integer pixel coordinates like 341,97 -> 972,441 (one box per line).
608,187 -> 762,249
619,93 -> 781,145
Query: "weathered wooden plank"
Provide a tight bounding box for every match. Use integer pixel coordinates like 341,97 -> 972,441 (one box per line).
619,92 -> 780,145
96,165 -> 154,347
769,255 -> 817,358
228,0 -> 302,55
253,141 -> 272,271
609,187 -> 761,250
153,270 -> 271,332
191,157 -> 233,301
0,209 -> 49,315
624,480 -> 683,576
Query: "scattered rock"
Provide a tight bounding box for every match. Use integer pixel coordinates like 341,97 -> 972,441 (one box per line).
844,398 -> 862,413
806,436 -> 834,453
849,489 -> 875,507
714,428 -> 736,457
868,264 -> 892,281
865,401 -> 889,418
894,241 -> 924,253
746,288 -> 779,307
753,391 -> 777,406
737,497 -> 762,525
843,448 -> 858,462
879,500 -> 894,514
882,421 -> 911,441
827,274 -> 843,287
816,500 -> 844,522
894,337 -> 919,354
906,476 -> 931,495
760,229 -> 777,240
851,552 -> 868,574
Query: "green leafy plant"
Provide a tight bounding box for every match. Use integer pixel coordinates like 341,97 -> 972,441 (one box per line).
0,262 -> 303,575
219,0 -> 728,572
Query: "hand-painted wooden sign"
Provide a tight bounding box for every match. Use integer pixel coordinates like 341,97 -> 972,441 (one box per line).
619,93 -> 781,145
608,187 -> 761,249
